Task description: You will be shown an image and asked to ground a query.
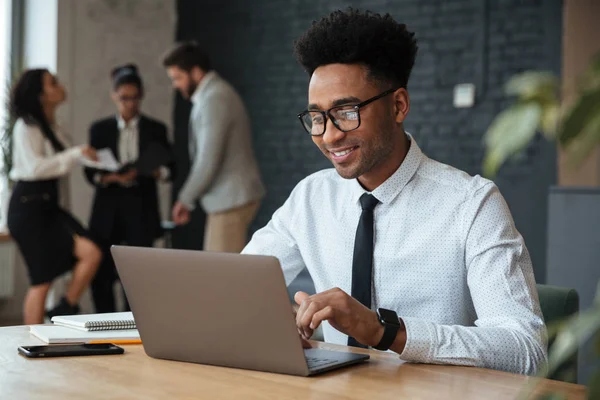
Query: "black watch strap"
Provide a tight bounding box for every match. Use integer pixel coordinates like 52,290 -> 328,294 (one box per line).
374,309 -> 402,351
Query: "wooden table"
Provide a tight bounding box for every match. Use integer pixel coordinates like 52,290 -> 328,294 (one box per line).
0,326 -> 586,399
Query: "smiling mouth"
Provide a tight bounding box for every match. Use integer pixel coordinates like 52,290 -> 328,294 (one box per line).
330,146 -> 359,157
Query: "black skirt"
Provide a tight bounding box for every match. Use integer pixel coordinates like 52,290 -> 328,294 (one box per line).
7,179 -> 93,285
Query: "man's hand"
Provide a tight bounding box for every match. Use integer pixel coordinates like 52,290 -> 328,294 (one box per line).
294,288 -> 384,347
172,201 -> 191,225
292,304 -> 312,349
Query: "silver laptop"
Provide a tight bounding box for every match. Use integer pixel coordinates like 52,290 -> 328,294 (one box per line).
111,246 -> 369,376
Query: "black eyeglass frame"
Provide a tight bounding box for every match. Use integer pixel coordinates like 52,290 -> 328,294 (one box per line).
297,87 -> 399,136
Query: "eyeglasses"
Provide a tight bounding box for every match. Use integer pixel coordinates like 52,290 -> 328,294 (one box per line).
297,88 -> 398,136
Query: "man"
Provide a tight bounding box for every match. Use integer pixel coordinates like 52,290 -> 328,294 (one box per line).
163,42 -> 265,252
242,9 -> 547,375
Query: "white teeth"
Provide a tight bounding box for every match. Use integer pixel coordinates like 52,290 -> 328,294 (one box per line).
333,148 -> 353,157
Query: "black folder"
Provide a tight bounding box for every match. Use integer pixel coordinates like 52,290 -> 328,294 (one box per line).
134,142 -> 172,176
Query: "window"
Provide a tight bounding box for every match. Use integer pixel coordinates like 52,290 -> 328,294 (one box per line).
0,0 -> 12,230
0,0 -> 11,134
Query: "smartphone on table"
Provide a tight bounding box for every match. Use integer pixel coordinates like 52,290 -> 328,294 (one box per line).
18,343 -> 124,358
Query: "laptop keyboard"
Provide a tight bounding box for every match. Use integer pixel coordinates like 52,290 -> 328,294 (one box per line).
306,356 -> 339,370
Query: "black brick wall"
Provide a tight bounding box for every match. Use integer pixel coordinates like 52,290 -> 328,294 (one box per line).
173,0 -> 561,281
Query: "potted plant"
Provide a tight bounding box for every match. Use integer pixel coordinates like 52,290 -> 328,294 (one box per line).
0,76 -> 15,233
482,54 -> 600,177
519,284 -> 600,399
483,53 -> 600,395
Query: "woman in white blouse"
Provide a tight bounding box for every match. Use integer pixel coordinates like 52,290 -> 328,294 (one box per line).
7,69 -> 102,324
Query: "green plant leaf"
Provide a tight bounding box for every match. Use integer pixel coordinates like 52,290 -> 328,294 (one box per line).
589,52 -> 600,74
558,89 -> 600,147
482,149 -> 502,179
578,51 -> 600,92
546,320 -> 568,341
482,102 -> 542,177
563,112 -> 600,169
540,104 -> 561,140
546,306 -> 600,378
505,71 -> 559,102
2,72 -> 18,178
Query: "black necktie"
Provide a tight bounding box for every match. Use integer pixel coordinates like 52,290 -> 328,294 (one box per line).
348,193 -> 380,348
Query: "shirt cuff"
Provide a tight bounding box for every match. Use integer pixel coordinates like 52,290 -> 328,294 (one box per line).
69,145 -> 85,160
178,192 -> 197,211
93,173 -> 104,185
159,166 -> 170,181
398,316 -> 436,364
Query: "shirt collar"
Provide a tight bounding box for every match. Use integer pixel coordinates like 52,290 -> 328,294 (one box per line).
348,132 -> 424,205
117,114 -> 140,130
190,71 -> 218,105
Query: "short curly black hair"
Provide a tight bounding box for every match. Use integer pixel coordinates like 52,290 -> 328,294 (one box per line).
294,8 -> 418,89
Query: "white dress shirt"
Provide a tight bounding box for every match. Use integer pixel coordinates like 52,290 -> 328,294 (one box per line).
118,114 -> 169,180
93,115 -> 169,185
117,115 -> 140,164
242,135 -> 547,375
10,118 -> 82,182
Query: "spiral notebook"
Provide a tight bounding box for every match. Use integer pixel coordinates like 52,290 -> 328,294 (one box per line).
51,312 -> 136,332
30,325 -> 139,344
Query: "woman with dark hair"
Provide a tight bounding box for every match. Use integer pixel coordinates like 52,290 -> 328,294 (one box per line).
8,68 -> 102,324
84,64 -> 175,313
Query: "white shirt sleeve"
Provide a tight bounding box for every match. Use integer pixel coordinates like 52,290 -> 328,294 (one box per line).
242,185 -> 306,286
398,184 -> 547,375
9,121 -> 83,181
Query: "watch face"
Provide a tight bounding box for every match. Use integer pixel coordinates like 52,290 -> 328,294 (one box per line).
378,308 -> 401,327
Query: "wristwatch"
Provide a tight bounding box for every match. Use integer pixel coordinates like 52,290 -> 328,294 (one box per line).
374,308 -> 402,351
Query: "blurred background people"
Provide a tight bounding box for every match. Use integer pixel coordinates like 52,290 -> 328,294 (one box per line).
7,69 -> 102,324
163,42 -> 265,253
84,64 -> 175,313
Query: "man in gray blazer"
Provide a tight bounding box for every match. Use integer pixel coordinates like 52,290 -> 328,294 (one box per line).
163,42 -> 265,252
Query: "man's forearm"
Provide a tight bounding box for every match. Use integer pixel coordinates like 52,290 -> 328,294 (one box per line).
178,163 -> 212,209
393,318 -> 547,375
363,312 -> 407,353
388,321 -> 408,354
178,179 -> 202,209
361,313 -> 544,375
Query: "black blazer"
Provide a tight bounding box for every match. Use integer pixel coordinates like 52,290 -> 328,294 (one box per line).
84,115 -> 176,243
